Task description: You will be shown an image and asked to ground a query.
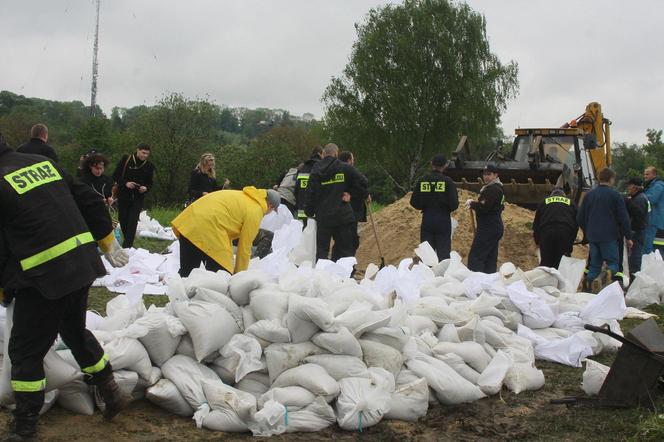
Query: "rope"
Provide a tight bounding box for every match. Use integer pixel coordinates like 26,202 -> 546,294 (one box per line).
284,405 -> 289,426
358,411 -> 363,433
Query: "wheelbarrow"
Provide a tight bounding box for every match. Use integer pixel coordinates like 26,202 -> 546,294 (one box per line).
551,318 -> 664,409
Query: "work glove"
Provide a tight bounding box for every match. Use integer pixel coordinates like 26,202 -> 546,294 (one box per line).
98,232 -> 129,267
0,288 -> 13,307
465,199 -> 474,210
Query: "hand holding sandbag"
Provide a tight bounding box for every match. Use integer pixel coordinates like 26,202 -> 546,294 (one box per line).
99,232 -> 129,267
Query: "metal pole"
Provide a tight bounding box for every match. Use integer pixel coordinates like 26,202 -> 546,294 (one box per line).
90,0 -> 100,116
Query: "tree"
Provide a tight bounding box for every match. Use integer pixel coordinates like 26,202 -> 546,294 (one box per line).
323,0 -> 518,192
644,129 -> 664,169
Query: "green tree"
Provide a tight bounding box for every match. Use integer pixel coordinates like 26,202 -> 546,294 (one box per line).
323,0 -> 518,192
644,129 -> 664,169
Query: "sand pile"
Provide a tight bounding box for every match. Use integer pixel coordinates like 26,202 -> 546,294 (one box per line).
357,189 -> 587,272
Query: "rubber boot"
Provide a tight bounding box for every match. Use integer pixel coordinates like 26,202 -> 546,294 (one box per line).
94,375 -> 131,420
4,414 -> 38,441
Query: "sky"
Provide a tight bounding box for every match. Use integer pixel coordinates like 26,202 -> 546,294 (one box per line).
1,0 -> 662,145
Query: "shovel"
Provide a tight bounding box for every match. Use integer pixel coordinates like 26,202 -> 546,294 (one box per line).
366,200 -> 386,269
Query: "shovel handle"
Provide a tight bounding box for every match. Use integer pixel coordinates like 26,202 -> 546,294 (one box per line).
584,323 -> 664,363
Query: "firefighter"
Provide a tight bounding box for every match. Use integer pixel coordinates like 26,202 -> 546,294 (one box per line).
0,132 -> 130,440
294,146 -> 323,226
533,188 -> 578,268
624,177 -> 650,274
410,154 -> 459,262
466,163 -> 505,273
304,143 -> 368,261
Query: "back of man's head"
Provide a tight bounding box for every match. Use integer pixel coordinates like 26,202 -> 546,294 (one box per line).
31,123 -> 48,141
339,151 -> 354,164
598,167 -> 616,184
310,145 -> 323,159
323,143 -> 339,158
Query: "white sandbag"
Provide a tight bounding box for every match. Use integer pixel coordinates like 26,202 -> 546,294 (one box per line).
477,350 -> 512,395
384,377 -> 429,422
455,316 -> 485,344
415,241 -> 439,267
434,353 -> 481,384
258,386 -> 316,409
246,319 -> 291,344
97,294 -> 146,332
362,327 -> 410,352
242,306 -> 256,330
579,282 -> 626,322
217,334 -> 264,382
625,273 -> 660,308
432,341 -> 491,372
228,270 -> 272,306
403,315 -> 437,336
249,400 -> 287,436
359,340 -> 404,380
285,396 -> 337,433
405,353 -> 486,404
311,327 -> 362,358
334,306 -> 392,337
522,268 -> 561,288
503,347 -> 545,394
285,311 -> 320,344
192,287 -> 243,329
235,374 -> 271,400
289,218 -> 317,266
137,311 -> 185,367
161,354 -> 220,410
507,281 -> 556,329
202,378 -> 257,422
303,355 -> 369,381
145,379 -> 194,417
184,268 -> 230,296
438,323 -> 461,343
113,370 -> 140,398
272,364 -> 340,399
173,301 -> 240,362
409,299 -> 474,326
199,408 -> 249,432
336,377 -> 392,431
250,287 -> 289,322
104,337 -> 153,380
137,366 -> 162,390
288,294 -> 335,331
264,342 -> 323,383
57,379 -> 94,415
175,334 -> 196,359
40,390 -> 59,415
581,359 -> 610,396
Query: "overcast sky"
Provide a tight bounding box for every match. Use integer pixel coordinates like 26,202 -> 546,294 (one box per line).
1,0 -> 662,144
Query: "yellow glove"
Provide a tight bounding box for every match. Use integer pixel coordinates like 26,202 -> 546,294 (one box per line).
98,232 -> 129,267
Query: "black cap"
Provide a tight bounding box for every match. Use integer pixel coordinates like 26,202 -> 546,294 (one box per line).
483,163 -> 499,174
626,177 -> 643,187
431,154 -> 448,167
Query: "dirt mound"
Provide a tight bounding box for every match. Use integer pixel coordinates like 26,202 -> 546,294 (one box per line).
357,189 -> 586,272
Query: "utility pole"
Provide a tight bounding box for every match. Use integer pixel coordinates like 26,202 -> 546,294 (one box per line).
90,0 -> 100,116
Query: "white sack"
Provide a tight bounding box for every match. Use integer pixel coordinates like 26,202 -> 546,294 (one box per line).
432,341 -> 491,373
285,396 -> 337,433
104,337 -> 153,380
434,353 -> 481,384
360,340 -> 404,380
258,386 -> 316,409
507,281 -> 556,329
581,359 -> 610,396
192,287 -> 243,329
57,379 -> 94,415
477,350 -> 513,395
264,342 -> 323,383
272,364 -> 340,399
384,377 -> 429,422
311,327 -> 362,358
228,270 -> 272,306
250,287 -> 289,322
336,377 -> 392,431
246,319 -> 291,344
161,354 -> 220,410
303,354 -> 369,381
218,334 -> 264,383
137,312 -> 185,367
184,268 -> 230,296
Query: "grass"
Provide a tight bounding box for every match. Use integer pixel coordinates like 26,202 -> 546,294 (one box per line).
146,205 -> 182,227
369,201 -> 386,214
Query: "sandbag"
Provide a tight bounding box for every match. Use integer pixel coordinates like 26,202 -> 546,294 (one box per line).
147,380 -> 196,417
272,363 -> 340,399
625,273 -> 660,308
161,354 -> 220,410
581,359 -> 610,396
336,376 -> 393,431
246,319 -> 291,344
288,294 -> 335,331
191,287 -> 243,329
173,301 -> 240,362
235,374 -> 271,400
97,294 -> 146,332
334,305 -> 392,337
362,327 -> 410,352
264,342 -> 323,383
285,396 -> 337,433
303,355 -> 369,381
359,340 -> 404,380
432,341 -> 491,373
184,268 -> 230,296
477,350 -> 512,395
434,353 -> 481,384
198,378 -> 256,431
285,311 -> 320,344
136,311 -> 185,367
384,377 -> 429,422
228,270 -> 272,306
216,334 -> 264,382
250,287 -> 289,322
406,353 -> 485,404
57,379 -> 94,415
403,315 -> 437,336
311,327 -> 362,358
104,337 -> 153,380
258,386 -> 316,409
507,281 -> 556,329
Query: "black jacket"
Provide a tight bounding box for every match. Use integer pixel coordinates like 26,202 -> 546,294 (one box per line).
349,167 -> 369,223
16,138 -> 58,162
294,156 -> 320,219
410,170 -> 459,232
112,154 -> 155,200
188,169 -> 219,201
470,181 -> 504,228
0,146 -> 112,299
80,170 -> 114,200
533,195 -> 578,245
304,156 -> 369,227
625,190 -> 650,232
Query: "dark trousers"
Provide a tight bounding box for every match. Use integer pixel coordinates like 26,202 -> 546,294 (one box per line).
587,240 -> 619,282
468,225 -> 503,273
350,221 -> 360,255
178,234 -> 228,277
318,223 -> 355,261
118,196 -> 144,248
421,227 -> 451,262
9,285 -> 111,417
628,230 -> 645,275
539,226 -> 575,268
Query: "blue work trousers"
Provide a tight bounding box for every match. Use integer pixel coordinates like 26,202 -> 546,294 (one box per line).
587,240 -> 619,282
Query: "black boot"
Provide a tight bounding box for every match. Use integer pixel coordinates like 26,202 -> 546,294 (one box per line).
94,375 -> 131,420
4,414 -> 38,441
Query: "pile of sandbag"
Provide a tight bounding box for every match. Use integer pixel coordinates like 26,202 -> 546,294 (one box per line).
626,251 -> 664,308
0,232 -> 646,434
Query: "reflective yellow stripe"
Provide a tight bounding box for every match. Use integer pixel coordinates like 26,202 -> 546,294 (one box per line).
82,353 -> 109,374
434,182 -> 445,192
297,209 -> 306,219
420,182 -> 431,192
654,239 -> 664,245
20,232 -> 95,271
615,272 -> 624,278
11,379 -> 46,392
4,161 -> 62,195
545,196 -> 571,205
321,173 -> 345,185
297,174 -> 309,189
421,181 -> 445,193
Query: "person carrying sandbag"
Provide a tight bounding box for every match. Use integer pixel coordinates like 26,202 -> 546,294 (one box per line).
172,186 -> 280,277
0,131 -> 130,440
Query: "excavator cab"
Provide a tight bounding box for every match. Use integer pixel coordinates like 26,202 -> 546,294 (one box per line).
445,102 -> 610,207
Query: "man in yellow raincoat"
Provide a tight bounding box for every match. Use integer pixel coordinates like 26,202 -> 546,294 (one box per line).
172,186 -> 280,276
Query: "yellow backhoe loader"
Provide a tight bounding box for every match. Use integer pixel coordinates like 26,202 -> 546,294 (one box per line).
446,102 -> 611,207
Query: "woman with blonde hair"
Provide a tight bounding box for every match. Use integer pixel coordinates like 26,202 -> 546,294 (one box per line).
188,153 -> 229,203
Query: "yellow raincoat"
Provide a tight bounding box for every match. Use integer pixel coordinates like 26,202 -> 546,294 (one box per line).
171,186 -> 268,273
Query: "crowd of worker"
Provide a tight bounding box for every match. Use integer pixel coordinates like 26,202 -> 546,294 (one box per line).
1,122 -> 664,439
